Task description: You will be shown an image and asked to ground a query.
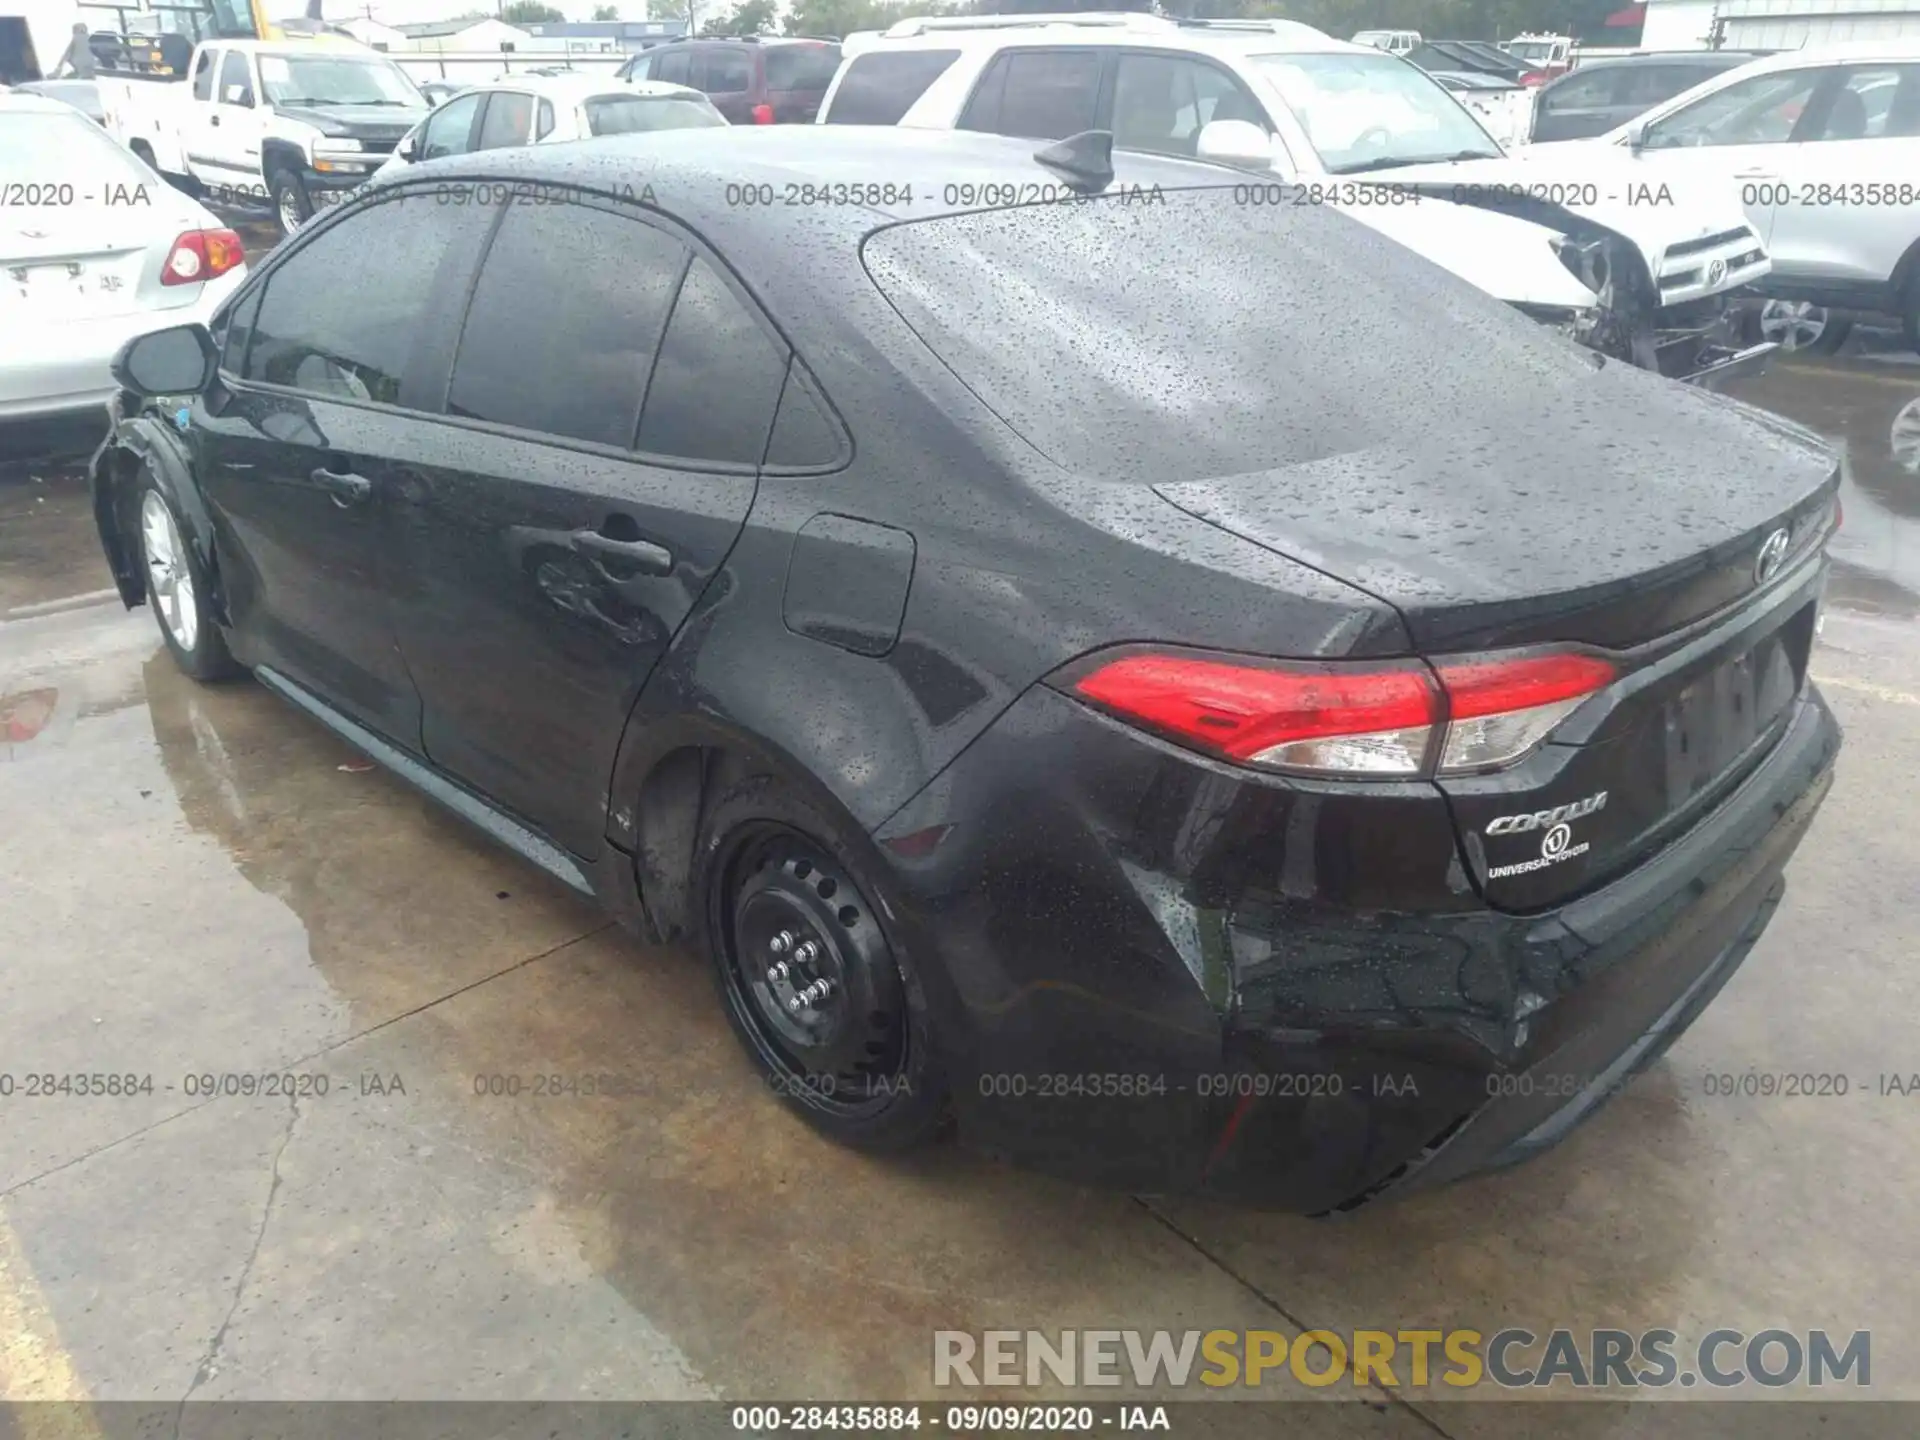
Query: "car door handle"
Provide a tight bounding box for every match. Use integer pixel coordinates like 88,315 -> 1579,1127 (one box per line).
209,114 -> 220,126
312,466 -> 372,506
570,528 -> 673,575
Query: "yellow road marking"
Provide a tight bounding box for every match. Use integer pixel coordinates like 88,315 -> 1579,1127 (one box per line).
0,1204 -> 103,1438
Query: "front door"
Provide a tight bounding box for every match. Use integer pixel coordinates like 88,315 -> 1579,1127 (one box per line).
191,48 -> 263,190
1634,65 -> 1827,256
384,192 -> 789,857
192,191 -> 492,745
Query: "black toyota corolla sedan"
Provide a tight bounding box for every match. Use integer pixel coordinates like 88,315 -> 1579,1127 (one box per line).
91,127 -> 1841,1211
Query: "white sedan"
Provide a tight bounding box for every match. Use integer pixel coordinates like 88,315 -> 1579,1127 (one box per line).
370,73 -> 726,182
1,91 -> 248,426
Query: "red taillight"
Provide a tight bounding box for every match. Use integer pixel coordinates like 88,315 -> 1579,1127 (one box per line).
751,102 -> 775,124
1521,71 -> 1547,86
161,228 -> 244,287
1068,647 -> 1615,778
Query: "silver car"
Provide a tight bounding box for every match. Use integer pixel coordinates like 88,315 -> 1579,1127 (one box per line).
1,91 -> 248,426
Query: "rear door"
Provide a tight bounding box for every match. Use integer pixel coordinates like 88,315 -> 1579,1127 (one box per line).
695,45 -> 754,122
1764,63 -> 1920,291
196,47 -> 262,187
957,47 -> 1104,140
762,40 -> 841,123
384,189 -> 787,857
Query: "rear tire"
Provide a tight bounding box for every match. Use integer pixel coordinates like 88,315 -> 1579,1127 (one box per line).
138,476 -> 241,683
1900,281 -> 1920,357
693,772 -> 949,1151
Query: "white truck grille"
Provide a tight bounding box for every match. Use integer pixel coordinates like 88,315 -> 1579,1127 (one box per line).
1657,226 -> 1770,305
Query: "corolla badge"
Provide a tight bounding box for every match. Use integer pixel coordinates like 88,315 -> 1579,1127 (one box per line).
1484,791 -> 1607,880
1754,527 -> 1791,586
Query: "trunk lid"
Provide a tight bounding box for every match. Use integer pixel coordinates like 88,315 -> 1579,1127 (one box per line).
1,216 -> 161,320
1155,378 -> 1838,910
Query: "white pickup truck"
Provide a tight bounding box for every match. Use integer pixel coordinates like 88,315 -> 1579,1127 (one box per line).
99,32 -> 428,235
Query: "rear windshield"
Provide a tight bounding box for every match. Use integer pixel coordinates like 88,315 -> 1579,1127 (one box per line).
824,49 -> 959,124
0,108 -> 152,189
765,42 -> 842,92
585,93 -> 727,135
861,191 -> 1592,484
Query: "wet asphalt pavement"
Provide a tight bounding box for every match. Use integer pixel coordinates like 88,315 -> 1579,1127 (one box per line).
3,312 -> 1920,1435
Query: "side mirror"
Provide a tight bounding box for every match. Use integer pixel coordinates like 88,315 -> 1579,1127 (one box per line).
1195,119 -> 1276,171
399,133 -> 421,161
111,323 -> 217,398
1625,119 -> 1648,153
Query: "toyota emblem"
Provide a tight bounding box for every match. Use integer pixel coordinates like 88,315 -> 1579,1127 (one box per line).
1708,258 -> 1727,285
1754,527 -> 1791,585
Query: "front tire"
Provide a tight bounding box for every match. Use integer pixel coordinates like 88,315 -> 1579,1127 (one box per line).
139,480 -> 240,682
1755,298 -> 1851,355
268,165 -> 312,238
694,773 -> 949,1151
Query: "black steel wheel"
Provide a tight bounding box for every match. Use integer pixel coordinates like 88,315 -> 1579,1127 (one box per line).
696,774 -> 948,1149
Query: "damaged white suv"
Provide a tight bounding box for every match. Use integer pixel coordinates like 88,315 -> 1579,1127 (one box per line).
821,14 -> 1773,385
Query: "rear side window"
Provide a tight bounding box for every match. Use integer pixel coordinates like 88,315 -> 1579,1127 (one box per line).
765,43 -> 842,92
960,50 -> 1099,140
448,200 -> 689,448
863,192 -> 1588,484
637,257 -> 788,465
824,50 -> 960,124
1541,69 -> 1618,111
535,98 -> 555,139
704,50 -> 752,93
654,48 -> 691,85
585,94 -> 726,135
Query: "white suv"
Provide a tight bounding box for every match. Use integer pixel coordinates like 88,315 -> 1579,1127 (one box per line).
816,13 -> 1772,385
1599,44 -> 1920,354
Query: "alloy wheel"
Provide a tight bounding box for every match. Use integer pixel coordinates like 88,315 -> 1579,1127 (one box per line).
1758,299 -> 1832,352
141,491 -> 199,652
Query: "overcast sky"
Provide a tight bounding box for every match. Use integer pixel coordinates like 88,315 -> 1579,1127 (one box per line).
316,0 -> 744,24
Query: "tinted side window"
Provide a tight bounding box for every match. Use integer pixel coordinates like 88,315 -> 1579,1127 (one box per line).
421,91 -> 482,160
244,198 -> 466,404
958,54 -> 1009,131
219,283 -> 263,374
191,48 -> 216,101
654,48 -> 690,85
765,43 -> 841,92
975,50 -> 1099,141
476,90 -> 533,149
637,258 -> 788,465
1542,68 -> 1618,111
535,98 -> 555,139
765,366 -> 843,469
448,200 -> 688,448
706,50 -> 752,93
824,50 -> 960,124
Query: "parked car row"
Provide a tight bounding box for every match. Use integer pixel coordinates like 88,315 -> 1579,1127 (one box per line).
822,13 -> 1770,386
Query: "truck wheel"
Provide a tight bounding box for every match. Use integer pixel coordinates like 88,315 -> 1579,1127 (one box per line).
268,166 -> 313,238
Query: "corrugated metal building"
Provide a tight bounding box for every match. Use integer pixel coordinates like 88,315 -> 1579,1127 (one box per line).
1644,0 -> 1920,50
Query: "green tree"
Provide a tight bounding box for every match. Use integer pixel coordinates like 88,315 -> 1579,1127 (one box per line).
703,0 -> 777,33
592,4 -> 620,17
500,0 -> 565,22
